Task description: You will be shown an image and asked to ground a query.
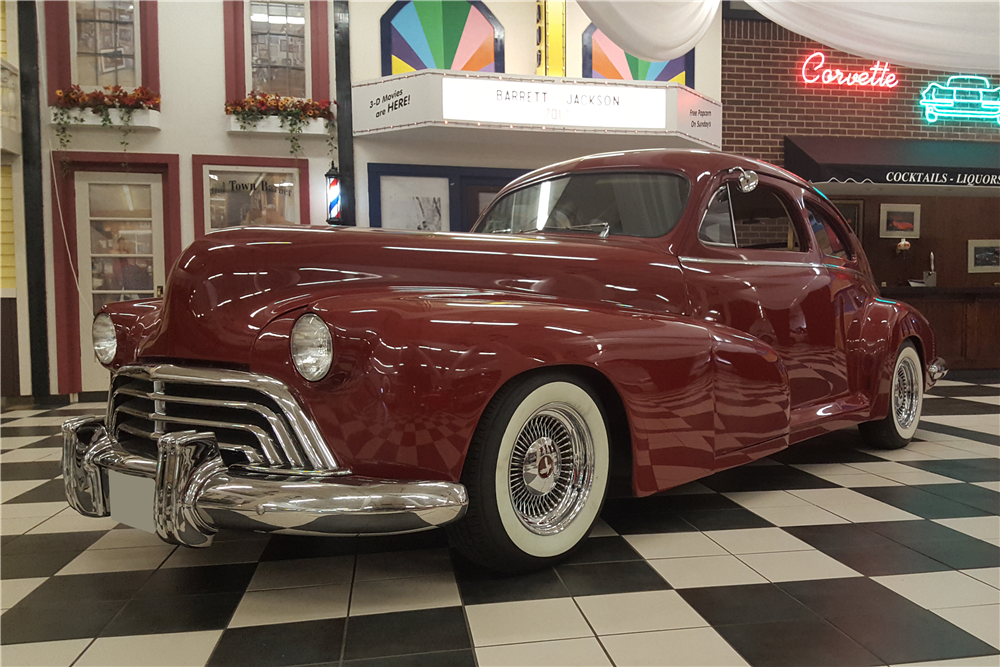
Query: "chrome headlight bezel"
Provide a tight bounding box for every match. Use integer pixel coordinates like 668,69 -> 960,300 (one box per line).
290,313 -> 333,382
92,313 -> 118,366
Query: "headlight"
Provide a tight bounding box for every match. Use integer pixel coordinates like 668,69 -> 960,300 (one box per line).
92,313 -> 117,365
291,313 -> 333,381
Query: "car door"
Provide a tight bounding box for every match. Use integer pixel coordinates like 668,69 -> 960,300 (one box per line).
680,173 -> 844,455
802,193 -> 878,403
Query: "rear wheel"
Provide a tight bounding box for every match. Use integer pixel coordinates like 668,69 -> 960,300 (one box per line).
860,341 -> 923,450
448,373 -> 610,573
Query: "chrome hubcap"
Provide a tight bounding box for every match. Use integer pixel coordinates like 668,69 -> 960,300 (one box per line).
893,356 -> 920,430
522,437 -> 560,495
508,403 -> 595,535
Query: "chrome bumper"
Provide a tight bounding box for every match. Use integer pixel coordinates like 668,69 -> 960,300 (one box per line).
62,416 -> 468,548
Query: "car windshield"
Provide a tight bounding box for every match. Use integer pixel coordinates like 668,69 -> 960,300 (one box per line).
473,172 -> 690,238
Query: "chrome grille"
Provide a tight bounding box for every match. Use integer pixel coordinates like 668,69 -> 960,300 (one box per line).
107,364 -> 341,471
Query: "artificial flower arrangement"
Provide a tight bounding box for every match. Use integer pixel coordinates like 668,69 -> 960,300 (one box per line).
53,84 -> 161,151
225,92 -> 337,157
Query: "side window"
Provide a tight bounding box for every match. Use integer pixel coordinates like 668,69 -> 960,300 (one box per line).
730,186 -> 803,252
698,186 -> 735,246
807,205 -> 852,260
74,1 -> 139,88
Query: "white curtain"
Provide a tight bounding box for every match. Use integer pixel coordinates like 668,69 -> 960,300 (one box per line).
577,1 -> 1000,75
577,0 -> 721,63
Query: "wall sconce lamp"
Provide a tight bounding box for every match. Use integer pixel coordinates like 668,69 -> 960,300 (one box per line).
896,238 -> 911,253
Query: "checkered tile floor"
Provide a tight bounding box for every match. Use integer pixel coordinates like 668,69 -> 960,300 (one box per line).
2,373 -> 999,667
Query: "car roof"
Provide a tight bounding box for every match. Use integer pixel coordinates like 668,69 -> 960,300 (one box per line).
500,148 -> 814,194
946,75 -> 990,87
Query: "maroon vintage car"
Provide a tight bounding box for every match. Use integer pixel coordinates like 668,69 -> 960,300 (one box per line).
64,149 -> 946,572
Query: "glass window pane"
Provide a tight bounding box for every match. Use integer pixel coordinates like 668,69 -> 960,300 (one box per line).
77,21 -> 98,53
807,206 -> 850,260
116,60 -> 136,88
699,187 -> 735,246
288,69 -> 306,98
89,184 -> 153,219
477,173 -> 689,238
250,1 -> 307,97
90,219 -> 153,256
117,23 -> 135,56
77,2 -> 97,21
270,67 -> 290,96
731,187 -> 802,252
288,36 -> 306,67
77,55 -> 99,86
208,170 -> 298,229
114,0 -> 133,22
91,256 -> 154,293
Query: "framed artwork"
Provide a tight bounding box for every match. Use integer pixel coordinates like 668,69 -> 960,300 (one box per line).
968,239 -> 1000,273
380,176 -> 450,232
99,48 -> 127,73
830,199 -> 863,237
879,203 -> 920,238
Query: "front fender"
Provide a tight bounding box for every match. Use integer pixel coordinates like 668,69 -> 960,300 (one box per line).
251,290 -> 790,497
857,297 -> 938,422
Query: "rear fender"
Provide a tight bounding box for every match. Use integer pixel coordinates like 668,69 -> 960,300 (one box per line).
857,297 -> 936,421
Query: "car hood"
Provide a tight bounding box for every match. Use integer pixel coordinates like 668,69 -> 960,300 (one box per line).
137,226 -> 683,365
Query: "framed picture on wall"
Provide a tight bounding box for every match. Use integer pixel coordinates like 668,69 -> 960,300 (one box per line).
831,199 -> 864,237
968,239 -> 1000,273
879,203 -> 920,238
380,176 -> 450,232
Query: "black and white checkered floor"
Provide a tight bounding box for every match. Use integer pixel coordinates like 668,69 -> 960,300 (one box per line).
2,373 -> 998,667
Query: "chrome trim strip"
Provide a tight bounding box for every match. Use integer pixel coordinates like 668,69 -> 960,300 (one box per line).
113,364 -> 339,471
114,403 -> 285,466
114,386 -> 295,465
116,421 -> 265,465
680,256 -> 824,269
61,420 -> 468,545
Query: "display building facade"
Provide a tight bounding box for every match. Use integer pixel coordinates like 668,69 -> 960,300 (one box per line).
720,13 -> 999,370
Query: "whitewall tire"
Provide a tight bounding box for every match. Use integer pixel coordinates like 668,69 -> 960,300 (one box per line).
449,373 -> 610,572
860,341 -> 923,450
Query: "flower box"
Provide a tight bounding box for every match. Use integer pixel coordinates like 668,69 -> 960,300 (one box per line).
228,116 -> 331,135
50,107 -> 161,130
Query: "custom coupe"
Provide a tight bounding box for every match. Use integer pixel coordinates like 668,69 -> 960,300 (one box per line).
64,149 -> 946,572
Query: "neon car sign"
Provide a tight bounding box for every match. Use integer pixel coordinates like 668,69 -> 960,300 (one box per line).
920,76 -> 1000,124
800,52 -> 899,89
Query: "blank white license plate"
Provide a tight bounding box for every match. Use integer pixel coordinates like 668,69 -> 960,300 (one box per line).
108,470 -> 156,533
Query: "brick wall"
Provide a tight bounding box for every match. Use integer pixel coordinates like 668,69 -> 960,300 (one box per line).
721,19 -> 999,165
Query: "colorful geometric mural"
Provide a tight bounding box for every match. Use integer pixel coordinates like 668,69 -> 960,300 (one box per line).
381,1 -> 505,76
582,24 -> 693,85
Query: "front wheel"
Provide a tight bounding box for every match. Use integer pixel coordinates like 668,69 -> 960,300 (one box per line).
860,341 -> 923,450
448,373 -> 610,573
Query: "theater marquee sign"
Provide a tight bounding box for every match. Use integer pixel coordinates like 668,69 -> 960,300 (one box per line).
353,71 -> 723,150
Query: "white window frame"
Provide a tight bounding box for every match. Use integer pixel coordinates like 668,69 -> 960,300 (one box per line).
244,0 -> 312,98
203,164 -> 301,234
68,0 -> 143,90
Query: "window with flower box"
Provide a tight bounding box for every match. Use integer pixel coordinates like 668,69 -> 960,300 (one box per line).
249,1 -> 309,98
225,0 -> 330,103
72,0 -> 140,89
45,1 -> 160,105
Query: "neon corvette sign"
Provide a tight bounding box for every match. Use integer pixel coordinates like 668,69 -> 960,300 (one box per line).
920,76 -> 1000,124
800,52 -> 899,89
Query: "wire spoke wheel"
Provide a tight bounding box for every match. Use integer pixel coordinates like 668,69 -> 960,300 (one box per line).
507,403 -> 594,536
893,355 -> 920,430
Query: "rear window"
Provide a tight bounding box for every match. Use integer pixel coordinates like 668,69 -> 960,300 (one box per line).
474,173 -> 690,238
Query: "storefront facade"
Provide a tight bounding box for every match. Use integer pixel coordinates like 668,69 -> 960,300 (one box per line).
3,0 -> 726,398
720,13 -> 1000,368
